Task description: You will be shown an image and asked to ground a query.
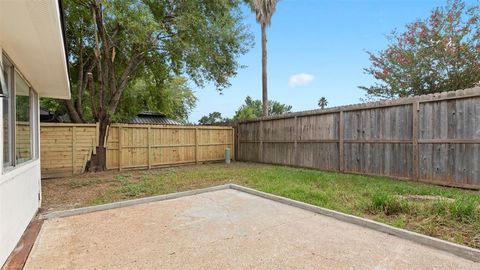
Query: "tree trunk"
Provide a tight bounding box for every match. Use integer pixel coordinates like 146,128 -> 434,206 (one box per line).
261,24 -> 268,116
89,119 -> 108,171
64,99 -> 83,123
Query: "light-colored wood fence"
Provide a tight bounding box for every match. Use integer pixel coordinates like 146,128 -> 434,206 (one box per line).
40,123 -> 99,178
16,122 -> 32,162
40,123 -> 234,177
105,124 -> 234,170
237,87 -> 480,189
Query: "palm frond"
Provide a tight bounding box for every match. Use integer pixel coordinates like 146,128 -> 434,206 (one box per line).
247,0 -> 279,26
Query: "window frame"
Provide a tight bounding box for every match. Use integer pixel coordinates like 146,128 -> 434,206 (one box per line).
2,56 -> 14,168
0,56 -> 7,98
2,52 -> 39,172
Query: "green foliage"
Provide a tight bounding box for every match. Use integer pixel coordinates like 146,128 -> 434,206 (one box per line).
111,77 -> 197,123
198,112 -> 229,125
40,98 -> 68,116
15,96 -> 30,122
368,192 -> 410,216
360,0 -> 480,98
61,0 -> 253,123
430,199 -> 449,216
448,197 -> 478,223
318,96 -> 328,109
233,96 -> 292,121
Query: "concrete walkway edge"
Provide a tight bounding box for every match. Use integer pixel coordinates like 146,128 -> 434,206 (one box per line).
41,184 -> 231,220
40,183 -> 480,262
229,184 -> 480,263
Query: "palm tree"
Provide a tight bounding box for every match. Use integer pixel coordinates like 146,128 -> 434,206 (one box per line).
318,97 -> 328,109
247,0 -> 279,116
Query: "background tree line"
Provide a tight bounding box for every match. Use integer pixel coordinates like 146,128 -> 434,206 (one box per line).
198,96 -> 292,125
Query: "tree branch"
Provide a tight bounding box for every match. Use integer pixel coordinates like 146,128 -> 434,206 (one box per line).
64,99 -> 83,123
108,52 -> 145,112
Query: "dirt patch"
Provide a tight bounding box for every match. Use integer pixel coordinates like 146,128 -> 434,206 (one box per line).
41,175 -> 122,213
474,234 -> 480,249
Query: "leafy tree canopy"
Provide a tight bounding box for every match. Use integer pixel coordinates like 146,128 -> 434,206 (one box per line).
198,112 -> 229,125
57,0 -> 252,124
54,0 -> 253,169
198,96 -> 292,124
112,77 -> 196,124
232,96 -> 292,121
318,96 -> 328,109
360,0 -> 480,99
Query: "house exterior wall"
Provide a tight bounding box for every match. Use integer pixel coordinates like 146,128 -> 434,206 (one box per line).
0,49 -> 42,267
0,0 -> 69,266
0,160 -> 41,265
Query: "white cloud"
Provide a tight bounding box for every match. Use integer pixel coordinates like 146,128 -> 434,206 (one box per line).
288,73 -> 315,88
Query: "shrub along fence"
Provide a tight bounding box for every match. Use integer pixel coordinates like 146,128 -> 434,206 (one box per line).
236,87 -> 480,189
40,123 -> 234,178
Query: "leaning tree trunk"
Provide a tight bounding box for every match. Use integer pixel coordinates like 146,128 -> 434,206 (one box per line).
261,24 -> 268,116
89,115 -> 109,171
96,119 -> 108,170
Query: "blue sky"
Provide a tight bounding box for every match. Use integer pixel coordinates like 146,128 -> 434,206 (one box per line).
189,0 -> 459,123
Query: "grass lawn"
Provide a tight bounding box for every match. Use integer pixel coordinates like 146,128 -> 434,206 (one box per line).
42,162 -> 480,248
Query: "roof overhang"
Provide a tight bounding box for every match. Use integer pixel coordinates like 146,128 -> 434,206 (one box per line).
0,0 -> 70,99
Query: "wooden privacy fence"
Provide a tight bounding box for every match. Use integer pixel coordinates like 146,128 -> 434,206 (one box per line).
105,124 -> 234,170
40,123 -> 99,178
40,123 -> 234,177
237,87 -> 480,189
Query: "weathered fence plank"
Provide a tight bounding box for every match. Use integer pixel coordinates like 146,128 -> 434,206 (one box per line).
237,87 -> 480,189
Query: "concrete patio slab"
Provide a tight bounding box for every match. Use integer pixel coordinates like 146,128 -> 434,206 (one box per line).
25,189 -> 478,269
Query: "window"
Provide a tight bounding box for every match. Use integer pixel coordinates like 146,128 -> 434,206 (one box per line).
31,91 -> 39,159
15,71 -> 32,164
2,57 -> 12,167
0,56 -> 7,97
1,54 -> 39,170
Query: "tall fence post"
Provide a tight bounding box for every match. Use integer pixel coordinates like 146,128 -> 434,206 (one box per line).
195,127 -> 199,164
259,120 -> 264,162
72,126 -> 76,175
339,111 -> 344,172
412,101 -> 420,181
236,126 -> 240,161
231,127 -> 235,161
118,126 -> 122,171
294,116 -> 298,166
147,126 -> 151,169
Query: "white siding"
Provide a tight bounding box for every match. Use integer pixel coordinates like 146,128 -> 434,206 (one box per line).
0,161 -> 41,266
0,49 -> 42,267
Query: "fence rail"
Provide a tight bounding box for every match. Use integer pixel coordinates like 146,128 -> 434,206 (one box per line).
40,123 -> 99,178
236,87 -> 480,189
40,123 -> 234,178
105,124 -> 234,170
